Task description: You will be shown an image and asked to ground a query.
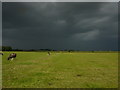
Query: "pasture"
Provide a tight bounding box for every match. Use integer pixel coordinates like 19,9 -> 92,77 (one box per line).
2,51 -> 118,88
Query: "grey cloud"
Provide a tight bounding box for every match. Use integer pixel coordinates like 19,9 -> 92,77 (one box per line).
0,1 -> 2,46
73,29 -> 100,41
2,2 -> 118,50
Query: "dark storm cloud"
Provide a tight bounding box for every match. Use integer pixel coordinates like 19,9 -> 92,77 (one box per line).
0,1 -> 2,46
2,2 -> 118,50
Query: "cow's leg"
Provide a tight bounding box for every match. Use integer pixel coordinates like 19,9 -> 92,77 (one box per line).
8,57 -> 10,60
11,58 -> 14,61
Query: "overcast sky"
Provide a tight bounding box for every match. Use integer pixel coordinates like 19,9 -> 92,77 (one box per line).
0,1 -> 2,47
2,2 -> 118,50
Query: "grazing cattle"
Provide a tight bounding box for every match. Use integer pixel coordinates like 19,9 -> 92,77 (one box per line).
8,53 -> 17,60
0,53 -> 3,55
48,52 -> 50,55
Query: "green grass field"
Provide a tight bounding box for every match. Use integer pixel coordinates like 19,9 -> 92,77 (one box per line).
2,51 -> 118,88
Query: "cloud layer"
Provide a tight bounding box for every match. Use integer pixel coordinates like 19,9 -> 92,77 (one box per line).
2,2 -> 118,50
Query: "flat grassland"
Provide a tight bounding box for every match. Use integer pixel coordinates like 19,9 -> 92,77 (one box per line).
2,51 -> 118,88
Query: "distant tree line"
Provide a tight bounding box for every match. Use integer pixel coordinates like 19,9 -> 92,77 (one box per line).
1,46 -> 76,52
1,46 -> 118,52
2,46 -> 12,51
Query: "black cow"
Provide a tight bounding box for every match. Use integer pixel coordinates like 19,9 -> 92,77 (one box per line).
8,53 -> 17,60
